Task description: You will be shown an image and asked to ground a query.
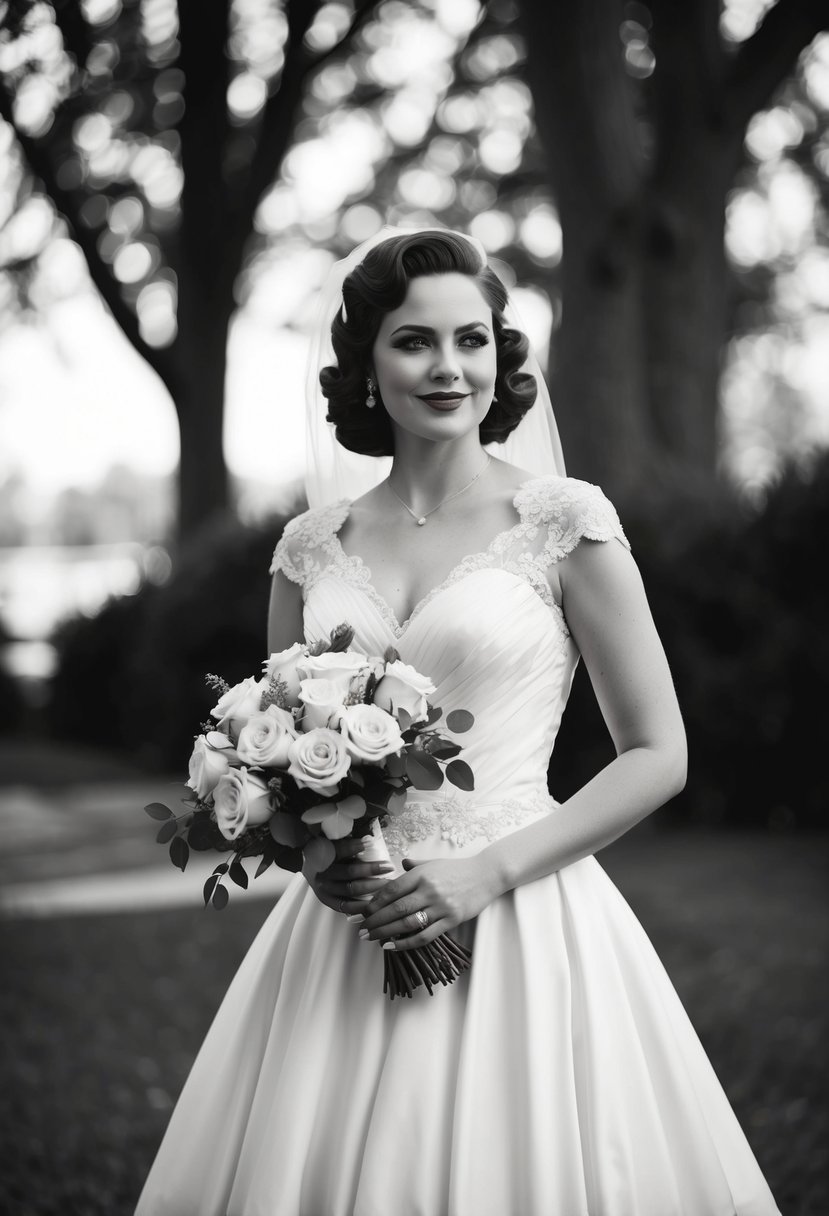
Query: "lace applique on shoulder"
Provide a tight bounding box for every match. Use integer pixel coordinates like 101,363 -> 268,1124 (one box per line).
514,474 -> 630,567
269,501 -> 350,586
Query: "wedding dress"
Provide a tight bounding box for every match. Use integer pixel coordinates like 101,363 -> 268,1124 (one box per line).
136,474 -> 780,1216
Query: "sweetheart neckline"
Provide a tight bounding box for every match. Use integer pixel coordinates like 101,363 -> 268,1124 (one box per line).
328,479 -> 547,636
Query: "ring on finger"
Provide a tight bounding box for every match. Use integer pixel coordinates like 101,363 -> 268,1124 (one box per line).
338,898 -> 346,913
414,909 -> 429,931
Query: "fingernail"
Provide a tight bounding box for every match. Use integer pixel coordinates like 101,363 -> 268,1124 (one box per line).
361,835 -> 373,846
382,941 -> 396,951
378,863 -> 394,873
346,914 -> 364,924
358,929 -> 370,940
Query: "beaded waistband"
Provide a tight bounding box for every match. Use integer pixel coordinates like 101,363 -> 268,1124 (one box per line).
381,790 -> 557,854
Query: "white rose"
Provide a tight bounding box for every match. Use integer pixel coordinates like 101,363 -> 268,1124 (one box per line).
210,676 -> 267,738
186,732 -> 237,800
287,727 -> 351,797
298,678 -> 346,732
262,643 -> 307,706
236,704 -> 297,768
212,768 -> 272,841
340,704 -> 405,765
373,660 -> 436,723
297,650 -> 370,696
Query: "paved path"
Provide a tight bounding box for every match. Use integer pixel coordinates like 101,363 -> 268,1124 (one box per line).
0,780 -> 289,916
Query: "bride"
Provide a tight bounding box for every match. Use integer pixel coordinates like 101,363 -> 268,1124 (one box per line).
136,229 -> 780,1215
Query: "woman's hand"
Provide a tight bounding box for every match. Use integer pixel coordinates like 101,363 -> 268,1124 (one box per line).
356,854 -> 503,950
306,836 -> 396,916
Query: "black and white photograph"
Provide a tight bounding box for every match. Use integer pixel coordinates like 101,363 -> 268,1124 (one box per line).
0,1 -> 827,1213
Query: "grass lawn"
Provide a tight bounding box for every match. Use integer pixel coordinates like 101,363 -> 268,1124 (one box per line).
1,829 -> 826,1216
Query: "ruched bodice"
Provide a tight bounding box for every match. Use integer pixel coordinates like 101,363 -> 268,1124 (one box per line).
271,475 -> 629,853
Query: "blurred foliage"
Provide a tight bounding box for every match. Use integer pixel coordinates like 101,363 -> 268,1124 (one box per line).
0,613 -> 24,732
2,3 -> 826,533
48,510 -> 289,768
551,452 -> 829,829
48,461 -> 829,829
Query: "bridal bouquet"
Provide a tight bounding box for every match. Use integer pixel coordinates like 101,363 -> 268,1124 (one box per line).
144,623 -> 475,1000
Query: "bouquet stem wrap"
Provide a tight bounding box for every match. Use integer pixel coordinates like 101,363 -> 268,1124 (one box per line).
357,821 -> 472,1001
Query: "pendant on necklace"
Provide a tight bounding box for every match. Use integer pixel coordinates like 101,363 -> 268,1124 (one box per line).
417,517 -> 426,526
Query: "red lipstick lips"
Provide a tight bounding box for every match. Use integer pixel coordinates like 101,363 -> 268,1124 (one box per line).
417,392 -> 469,412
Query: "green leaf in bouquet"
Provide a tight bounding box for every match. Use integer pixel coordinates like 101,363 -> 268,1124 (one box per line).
406,748 -> 443,790
384,645 -> 400,664
387,789 -> 408,816
446,759 -> 475,791
187,813 -> 217,851
302,794 -> 365,839
395,706 -> 413,732
271,842 -> 305,873
255,853 -> 273,878
427,739 -> 462,760
349,769 -> 365,788
446,709 -> 474,733
384,752 -> 406,779
169,836 -> 189,872
212,883 -> 229,910
269,812 -> 308,849
202,872 -> 221,906
303,834 -> 336,875
426,705 -> 443,725
327,622 -> 355,652
229,858 -> 249,889
156,818 -> 178,845
144,802 -> 173,821
364,670 -> 378,703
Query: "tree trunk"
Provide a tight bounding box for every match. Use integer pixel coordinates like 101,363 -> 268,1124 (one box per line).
517,0 -> 758,507
173,291 -> 233,543
553,211 -> 652,499
517,0 -> 655,504
642,149 -> 735,487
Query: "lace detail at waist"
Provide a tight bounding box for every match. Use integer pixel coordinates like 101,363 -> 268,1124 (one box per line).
381,790 -> 557,853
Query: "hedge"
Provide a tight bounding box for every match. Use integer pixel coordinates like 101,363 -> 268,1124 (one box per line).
47,455 -> 829,828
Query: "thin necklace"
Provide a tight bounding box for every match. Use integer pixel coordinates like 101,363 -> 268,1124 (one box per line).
387,455 -> 492,526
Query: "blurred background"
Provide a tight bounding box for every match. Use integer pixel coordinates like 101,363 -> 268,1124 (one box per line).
0,1 -> 827,1213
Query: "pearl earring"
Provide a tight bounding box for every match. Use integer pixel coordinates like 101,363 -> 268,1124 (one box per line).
366,378 -> 377,409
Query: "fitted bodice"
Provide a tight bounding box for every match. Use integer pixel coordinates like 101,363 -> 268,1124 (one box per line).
271,475 -> 629,855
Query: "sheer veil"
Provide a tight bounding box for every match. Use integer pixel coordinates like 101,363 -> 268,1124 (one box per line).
305,226 -> 566,509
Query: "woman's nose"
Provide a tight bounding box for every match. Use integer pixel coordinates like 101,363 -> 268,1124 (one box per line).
430,342 -> 461,381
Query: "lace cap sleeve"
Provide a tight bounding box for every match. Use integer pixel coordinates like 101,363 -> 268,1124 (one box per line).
269,501 -> 350,587
514,474 -> 630,567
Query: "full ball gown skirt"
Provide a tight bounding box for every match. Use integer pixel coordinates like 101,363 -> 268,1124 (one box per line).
136,476 -> 781,1216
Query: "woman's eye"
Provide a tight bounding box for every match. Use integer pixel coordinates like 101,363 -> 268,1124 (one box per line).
393,336 -> 430,351
392,333 -> 489,351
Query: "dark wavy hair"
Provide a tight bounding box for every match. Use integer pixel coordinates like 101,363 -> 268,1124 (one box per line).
319,231 -> 537,457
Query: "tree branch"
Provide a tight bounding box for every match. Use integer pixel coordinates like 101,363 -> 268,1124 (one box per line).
726,0 -> 828,133
0,83 -> 177,389
218,0 -> 383,292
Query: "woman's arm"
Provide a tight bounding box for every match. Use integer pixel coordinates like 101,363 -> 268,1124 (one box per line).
478,535 -> 687,894
359,537 -> 687,947
267,567 -> 396,910
267,569 -> 305,653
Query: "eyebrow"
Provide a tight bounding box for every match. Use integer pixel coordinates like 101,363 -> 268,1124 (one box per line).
389,321 -> 491,337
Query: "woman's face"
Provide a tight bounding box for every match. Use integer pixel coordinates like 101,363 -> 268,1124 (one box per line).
370,273 -> 498,445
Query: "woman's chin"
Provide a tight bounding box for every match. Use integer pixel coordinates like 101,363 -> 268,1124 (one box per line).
391,403 -> 487,443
